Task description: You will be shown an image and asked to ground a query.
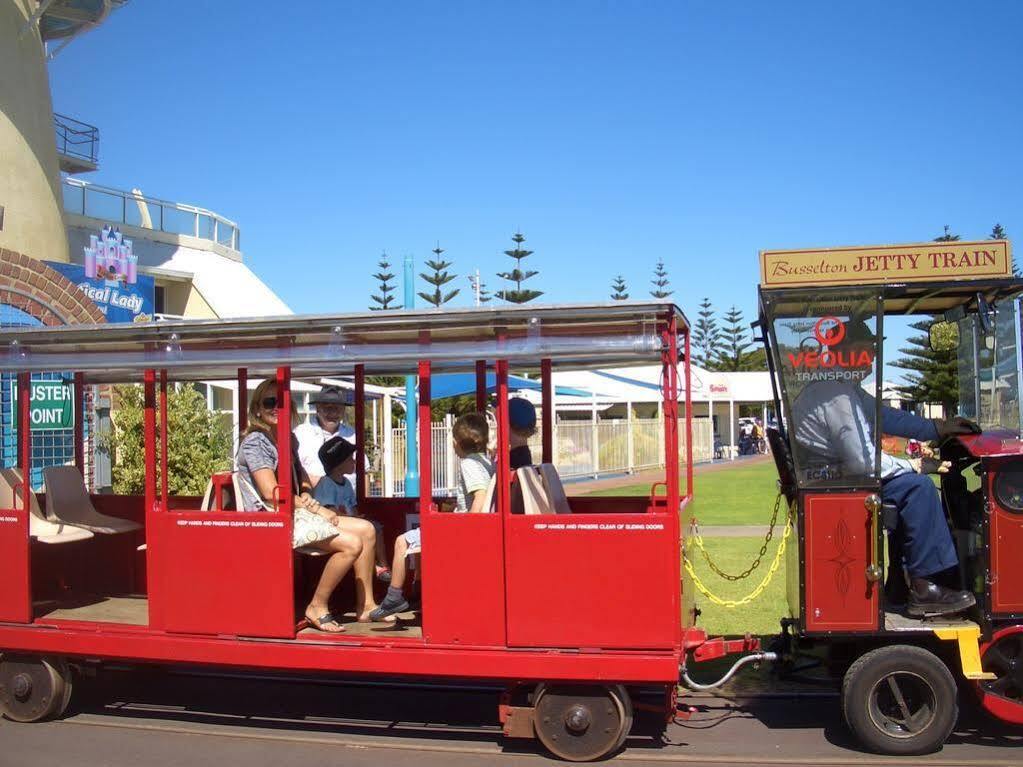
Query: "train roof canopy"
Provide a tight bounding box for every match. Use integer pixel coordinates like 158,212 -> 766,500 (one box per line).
0,302 -> 687,384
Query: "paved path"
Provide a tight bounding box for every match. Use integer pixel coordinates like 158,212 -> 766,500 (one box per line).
2,670 -> 1017,767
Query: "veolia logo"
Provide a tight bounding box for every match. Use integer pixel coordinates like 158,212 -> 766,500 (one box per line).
813,316 -> 845,347
788,315 -> 873,372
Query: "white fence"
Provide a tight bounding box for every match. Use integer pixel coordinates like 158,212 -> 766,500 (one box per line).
378,416 -> 713,497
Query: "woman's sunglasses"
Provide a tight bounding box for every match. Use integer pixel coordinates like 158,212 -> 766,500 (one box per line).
261,396 -> 278,410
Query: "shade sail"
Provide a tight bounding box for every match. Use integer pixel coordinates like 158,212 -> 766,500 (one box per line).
429,372 -> 591,399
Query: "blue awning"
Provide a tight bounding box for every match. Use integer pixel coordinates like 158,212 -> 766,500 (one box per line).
429,372 -> 591,399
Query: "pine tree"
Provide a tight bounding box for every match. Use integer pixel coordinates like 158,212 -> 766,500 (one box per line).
692,297 -> 722,368
712,305 -> 757,371
650,259 -> 673,299
418,244 -> 460,307
496,232 -> 543,304
610,275 -> 629,300
479,279 -> 492,304
369,252 -> 396,310
990,223 -> 1017,276
893,227 -> 962,412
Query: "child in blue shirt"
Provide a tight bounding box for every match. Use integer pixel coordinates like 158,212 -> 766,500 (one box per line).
314,436 -> 390,582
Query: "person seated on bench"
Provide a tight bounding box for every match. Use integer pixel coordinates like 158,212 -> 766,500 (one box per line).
791,321 -> 980,618
236,379 -> 388,632
314,436 -> 390,582
509,397 -> 537,470
371,413 -> 496,620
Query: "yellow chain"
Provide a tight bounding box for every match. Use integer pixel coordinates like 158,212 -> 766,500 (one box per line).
682,499 -> 794,608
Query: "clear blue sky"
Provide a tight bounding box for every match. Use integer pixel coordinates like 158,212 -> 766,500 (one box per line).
49,1 -> 1023,368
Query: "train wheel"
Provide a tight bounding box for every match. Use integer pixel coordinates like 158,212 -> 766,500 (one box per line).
532,683 -> 632,762
0,654 -> 72,723
842,645 -> 957,756
977,626 -> 1023,724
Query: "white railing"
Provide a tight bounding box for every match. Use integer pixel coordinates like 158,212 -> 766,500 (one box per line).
375,416 -> 714,496
62,178 -> 241,252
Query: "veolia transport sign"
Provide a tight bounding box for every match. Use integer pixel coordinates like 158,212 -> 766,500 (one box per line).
11,380 -> 74,431
760,239 -> 1012,288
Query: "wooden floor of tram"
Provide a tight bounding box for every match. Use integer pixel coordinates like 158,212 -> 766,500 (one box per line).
33,596 -> 423,638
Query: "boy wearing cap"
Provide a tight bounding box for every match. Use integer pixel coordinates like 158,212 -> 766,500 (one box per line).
370,412 -> 495,620
314,436 -> 391,582
509,397 -> 537,470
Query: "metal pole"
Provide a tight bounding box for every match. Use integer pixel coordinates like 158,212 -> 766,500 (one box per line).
403,255 -> 419,497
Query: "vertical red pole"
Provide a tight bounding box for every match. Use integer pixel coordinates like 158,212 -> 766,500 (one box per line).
159,370 -> 169,508
17,372 -> 31,512
355,364 -> 366,504
475,359 -> 487,412
143,370 -> 157,512
541,358 -> 553,464
662,315 -> 680,514
683,326 -> 693,500
237,367 -> 248,434
73,372 -> 85,474
418,360 -> 433,512
143,370 -> 160,626
496,359 -> 510,516
276,366 -> 292,513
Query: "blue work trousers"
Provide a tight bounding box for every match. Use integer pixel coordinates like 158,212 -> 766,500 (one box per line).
881,472 -> 958,578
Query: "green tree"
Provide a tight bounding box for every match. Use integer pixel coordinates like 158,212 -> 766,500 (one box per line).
103,384 -> 233,495
496,232 -> 543,304
610,275 -> 629,300
711,305 -> 761,371
370,252 -> 397,310
692,297 -> 721,368
418,244 -> 460,307
990,223 -> 1017,276
650,259 -> 673,299
893,227 -> 962,412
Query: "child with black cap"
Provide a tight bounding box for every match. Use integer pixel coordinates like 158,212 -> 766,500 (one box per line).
315,436 -> 391,582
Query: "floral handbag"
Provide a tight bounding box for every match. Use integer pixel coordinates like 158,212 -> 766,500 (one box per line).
293,507 -> 339,551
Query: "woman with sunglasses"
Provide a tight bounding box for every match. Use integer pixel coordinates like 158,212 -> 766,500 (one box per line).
236,378 -> 388,632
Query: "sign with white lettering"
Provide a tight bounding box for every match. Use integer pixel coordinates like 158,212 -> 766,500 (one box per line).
760,240 -> 1012,288
47,259 -> 154,323
11,380 -> 74,432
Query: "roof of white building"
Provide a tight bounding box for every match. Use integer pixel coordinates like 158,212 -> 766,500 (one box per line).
152,244 -> 291,318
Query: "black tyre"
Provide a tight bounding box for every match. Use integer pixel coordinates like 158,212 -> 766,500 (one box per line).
841,645 -> 957,756
0,654 -> 72,723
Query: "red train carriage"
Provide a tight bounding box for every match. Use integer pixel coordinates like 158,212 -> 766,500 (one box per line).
0,303 -> 721,762
753,241 -> 1023,755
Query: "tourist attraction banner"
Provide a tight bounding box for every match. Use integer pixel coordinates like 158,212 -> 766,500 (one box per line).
47,226 -> 154,323
760,239 -> 1012,288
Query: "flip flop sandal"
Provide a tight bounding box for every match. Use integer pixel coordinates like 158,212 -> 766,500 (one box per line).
307,612 -> 346,632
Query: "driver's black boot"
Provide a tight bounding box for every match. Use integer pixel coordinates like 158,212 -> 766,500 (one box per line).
907,577 -> 975,618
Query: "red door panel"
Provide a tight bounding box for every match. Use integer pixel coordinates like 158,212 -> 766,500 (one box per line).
504,513 -> 678,649
154,511 -> 294,638
0,509 -> 30,624
804,492 -> 878,632
991,501 -> 1023,614
422,512 -> 505,646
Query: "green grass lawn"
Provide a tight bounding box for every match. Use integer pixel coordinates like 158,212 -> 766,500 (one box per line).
685,535 -> 789,637
588,459 -> 782,526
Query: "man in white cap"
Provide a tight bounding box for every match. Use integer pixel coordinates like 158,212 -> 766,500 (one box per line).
295,384 -> 363,488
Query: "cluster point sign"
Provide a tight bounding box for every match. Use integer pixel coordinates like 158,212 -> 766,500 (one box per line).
12,380 -> 74,431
